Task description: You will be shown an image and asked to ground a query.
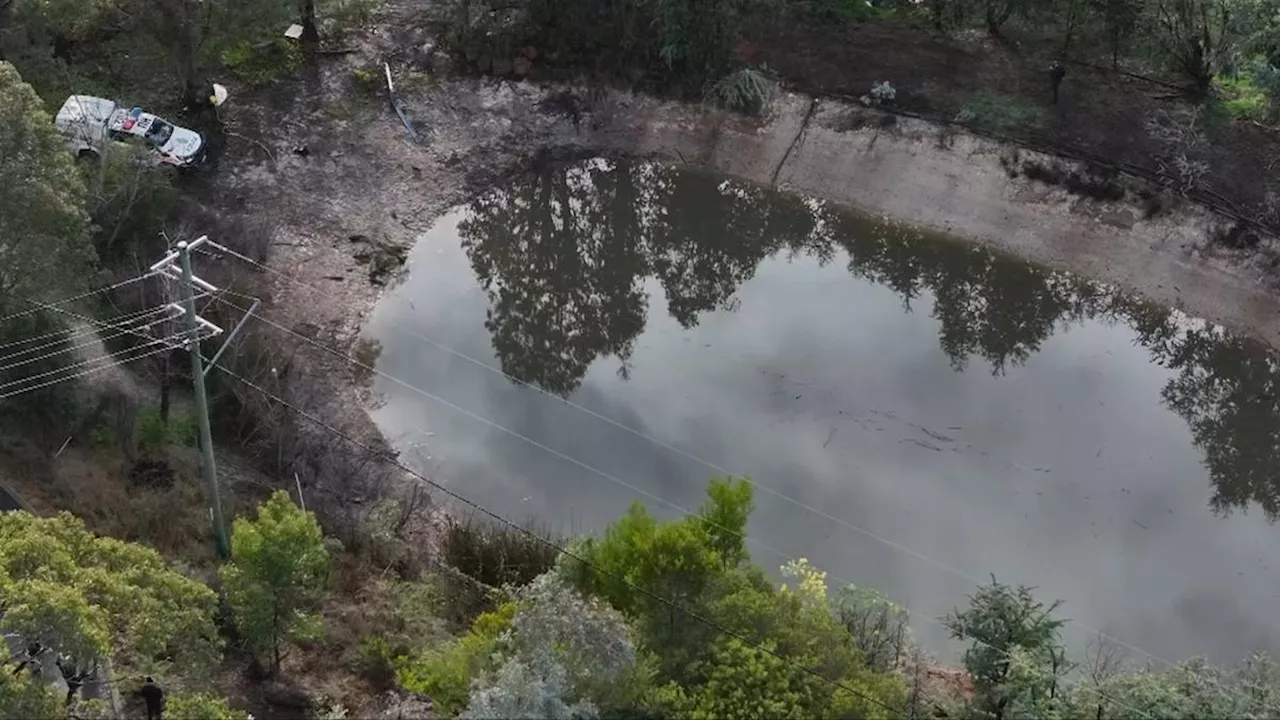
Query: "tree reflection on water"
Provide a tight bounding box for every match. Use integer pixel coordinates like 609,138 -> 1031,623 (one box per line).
457,159 -> 1280,520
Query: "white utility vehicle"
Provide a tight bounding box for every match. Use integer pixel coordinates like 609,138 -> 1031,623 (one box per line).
53,95 -> 206,167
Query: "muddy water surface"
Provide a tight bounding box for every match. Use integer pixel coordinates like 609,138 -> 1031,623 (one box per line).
365,159 -> 1280,663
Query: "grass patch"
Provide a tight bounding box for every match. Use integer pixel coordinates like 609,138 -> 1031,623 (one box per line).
138,408 -> 199,452
321,0 -> 379,39
955,91 -> 1049,133
328,573 -> 450,688
90,408 -> 198,453
397,70 -> 432,96
349,66 -> 383,96
436,515 -> 560,626
221,38 -> 305,87
1214,72 -> 1270,121
323,99 -> 379,124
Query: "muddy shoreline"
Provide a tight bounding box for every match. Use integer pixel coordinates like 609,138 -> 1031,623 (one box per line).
203,70 -> 1280,537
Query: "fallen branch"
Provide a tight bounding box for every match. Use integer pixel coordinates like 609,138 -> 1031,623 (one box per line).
385,61 -> 420,141
226,131 -> 276,163
1064,57 -> 1188,93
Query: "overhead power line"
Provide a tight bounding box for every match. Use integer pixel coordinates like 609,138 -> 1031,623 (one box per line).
0,304 -> 174,358
210,238 -> 1278,715
0,300 -> 185,353
0,335 -> 186,393
208,358 -> 906,717
207,293 -> 1172,720
203,238 -> 1237,686
30,291 -> 214,354
0,273 -> 156,328
0,342 -> 184,400
0,306 -> 185,374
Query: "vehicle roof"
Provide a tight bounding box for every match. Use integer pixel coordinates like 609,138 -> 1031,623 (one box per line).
54,95 -> 117,127
106,109 -> 165,139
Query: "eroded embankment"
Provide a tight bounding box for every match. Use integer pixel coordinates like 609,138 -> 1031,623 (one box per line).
585,90 -> 1280,347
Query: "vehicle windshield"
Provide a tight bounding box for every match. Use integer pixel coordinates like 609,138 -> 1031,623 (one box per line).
144,119 -> 174,147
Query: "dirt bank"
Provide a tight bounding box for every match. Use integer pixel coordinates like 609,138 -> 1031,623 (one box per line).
216,74 -> 1280,354
199,60 -> 1280,539
748,17 -> 1280,235
644,92 -> 1280,347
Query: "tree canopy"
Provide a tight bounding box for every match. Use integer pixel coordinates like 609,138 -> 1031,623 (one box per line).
220,490 -> 330,673
0,667 -> 64,719
0,61 -> 95,313
945,579 -> 1070,720
0,511 -> 221,696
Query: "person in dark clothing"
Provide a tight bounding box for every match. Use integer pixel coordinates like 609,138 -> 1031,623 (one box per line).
55,654 -> 91,707
1049,61 -> 1067,105
11,641 -> 42,676
140,676 -> 165,720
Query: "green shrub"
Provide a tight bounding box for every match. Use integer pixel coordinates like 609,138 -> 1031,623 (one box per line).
706,67 -> 772,116
1214,70 -> 1270,120
439,516 -> 559,609
394,602 -> 516,715
355,635 -> 398,686
561,479 -> 908,718
1252,61 -> 1280,122
90,423 -> 114,448
220,491 -> 330,673
163,693 -> 248,720
137,408 -> 198,452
